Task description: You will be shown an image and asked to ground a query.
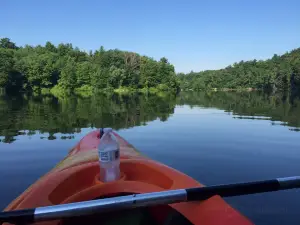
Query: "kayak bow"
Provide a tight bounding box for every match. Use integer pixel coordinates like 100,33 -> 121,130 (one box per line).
4,130 -> 294,225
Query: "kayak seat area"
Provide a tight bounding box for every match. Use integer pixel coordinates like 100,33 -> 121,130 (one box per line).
52,159 -> 196,225
6,158 -> 198,224
49,158 -> 196,205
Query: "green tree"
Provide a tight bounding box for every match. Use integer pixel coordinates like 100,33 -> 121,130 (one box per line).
108,66 -> 126,88
0,49 -> 14,87
57,43 -> 73,56
45,41 -> 57,53
123,52 -> 140,87
140,57 -> 158,88
0,37 -> 180,93
76,62 -> 92,87
19,53 -> 58,90
0,38 -> 17,49
59,57 -> 77,90
90,67 -> 109,89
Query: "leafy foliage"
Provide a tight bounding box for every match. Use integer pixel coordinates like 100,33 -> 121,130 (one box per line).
0,48 -> 14,86
179,49 -> 300,91
0,38 -> 179,94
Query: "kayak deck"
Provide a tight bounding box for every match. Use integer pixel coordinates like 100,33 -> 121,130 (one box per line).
4,130 -> 252,225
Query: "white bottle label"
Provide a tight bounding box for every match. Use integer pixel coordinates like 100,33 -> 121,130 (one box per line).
99,150 -> 119,162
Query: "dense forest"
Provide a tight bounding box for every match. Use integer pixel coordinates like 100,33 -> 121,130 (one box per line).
0,38 -> 180,96
1,37 -> 300,95
178,48 -> 300,91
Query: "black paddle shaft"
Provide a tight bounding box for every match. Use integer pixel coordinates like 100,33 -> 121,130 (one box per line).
0,208 -> 34,224
186,179 -> 280,201
186,176 -> 300,201
1,176 -> 300,224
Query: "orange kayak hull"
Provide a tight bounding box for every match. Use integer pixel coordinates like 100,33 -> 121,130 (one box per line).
5,130 -> 253,225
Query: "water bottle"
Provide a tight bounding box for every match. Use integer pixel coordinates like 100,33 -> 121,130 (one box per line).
98,128 -> 120,182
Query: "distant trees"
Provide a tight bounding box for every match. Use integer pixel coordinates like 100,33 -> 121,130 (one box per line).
0,38 -> 18,49
3,37 -> 298,94
179,49 -> 300,92
0,38 -> 179,94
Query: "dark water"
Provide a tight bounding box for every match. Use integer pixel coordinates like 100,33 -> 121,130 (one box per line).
1,91 -> 300,224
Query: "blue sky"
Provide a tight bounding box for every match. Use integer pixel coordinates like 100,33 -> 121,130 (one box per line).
1,0 -> 300,72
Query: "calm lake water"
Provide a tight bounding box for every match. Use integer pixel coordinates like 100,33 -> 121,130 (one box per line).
1,91 -> 300,224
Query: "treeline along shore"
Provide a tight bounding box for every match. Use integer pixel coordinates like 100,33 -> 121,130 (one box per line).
0,37 -> 299,96
178,48 -> 300,92
0,38 -> 180,96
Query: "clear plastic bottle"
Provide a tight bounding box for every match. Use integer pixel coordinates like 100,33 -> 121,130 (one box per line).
98,128 -> 120,182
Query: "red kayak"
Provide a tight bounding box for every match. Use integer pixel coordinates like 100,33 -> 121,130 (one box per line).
4,130 -> 253,225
